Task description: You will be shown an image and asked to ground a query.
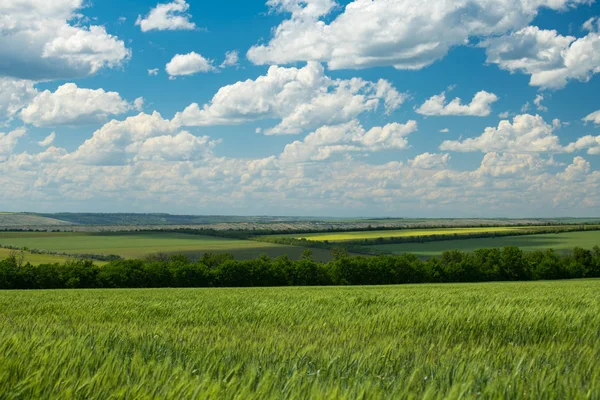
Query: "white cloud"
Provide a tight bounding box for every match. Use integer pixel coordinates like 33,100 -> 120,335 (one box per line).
409,153 -> 450,169
534,94 -> 547,111
484,25 -> 600,89
38,132 -> 56,147
134,97 -> 145,112
0,78 -> 38,119
220,50 -> 240,68
279,119 -> 417,162
173,62 -> 406,134
247,0 -> 590,70
0,1 -> 130,80
416,90 -> 498,117
583,110 -> 600,124
20,83 -> 133,127
477,152 -> 546,177
134,131 -> 216,162
68,111 -> 218,166
440,114 -> 564,153
440,128 -> 450,133
564,135 -> 600,155
148,68 -> 159,76
498,111 -> 510,118
136,0 -> 196,32
165,52 -> 216,77
0,128 -> 26,160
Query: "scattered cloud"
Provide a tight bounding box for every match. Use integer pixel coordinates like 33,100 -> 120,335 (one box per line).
220,51 -> 240,68
440,128 -> 450,133
38,132 -> 56,147
136,0 -> 196,32
534,94 -> 548,112
166,52 -> 216,77
148,68 -> 160,76
416,91 -> 498,117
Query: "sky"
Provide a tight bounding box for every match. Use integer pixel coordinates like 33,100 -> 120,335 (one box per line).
1,0 -> 600,217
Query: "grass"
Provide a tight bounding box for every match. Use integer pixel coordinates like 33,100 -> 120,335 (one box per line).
0,232 -> 335,262
280,226 -> 548,242
0,280 -> 599,398
367,231 -> 600,257
0,248 -> 76,266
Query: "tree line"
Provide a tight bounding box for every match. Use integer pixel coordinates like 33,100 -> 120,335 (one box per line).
1,246 -> 599,290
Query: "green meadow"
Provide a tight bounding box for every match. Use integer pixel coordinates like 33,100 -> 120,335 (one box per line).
0,248 -> 76,266
367,230 -> 600,257
0,232 -> 334,261
1,280 -> 599,399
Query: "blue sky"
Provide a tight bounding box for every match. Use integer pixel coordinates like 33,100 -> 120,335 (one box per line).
1,0 -> 600,217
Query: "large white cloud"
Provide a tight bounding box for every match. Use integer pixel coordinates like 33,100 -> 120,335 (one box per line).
441,113 -> 600,154
0,0 -> 130,80
69,111 -> 217,166
165,52 -> 216,77
0,78 -> 38,119
136,0 -> 196,32
484,25 -> 600,89
416,90 -> 498,117
247,0 -> 591,70
173,62 -> 406,134
279,119 -> 417,162
20,83 -> 134,127
440,114 -> 564,153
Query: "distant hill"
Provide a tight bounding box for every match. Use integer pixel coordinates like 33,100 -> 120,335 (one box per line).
0,213 -> 74,227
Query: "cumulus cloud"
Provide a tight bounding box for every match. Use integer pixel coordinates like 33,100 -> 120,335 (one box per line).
166,52 -> 216,77
20,83 -> 134,127
0,78 -> 38,119
477,152 -> 546,177
279,119 -> 417,162
484,25 -> 600,89
0,128 -> 26,160
0,1 -> 130,80
69,111 -> 217,165
409,153 -> 450,169
441,113 -> 600,155
148,68 -> 159,76
136,0 -> 196,32
220,51 -> 240,68
38,132 -> 56,147
564,135 -> 600,155
583,110 -> 600,124
416,91 -> 498,117
440,114 -> 564,153
247,0 -> 590,70
174,62 -> 406,134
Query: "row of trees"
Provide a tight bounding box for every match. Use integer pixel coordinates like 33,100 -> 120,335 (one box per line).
1,246 -> 600,290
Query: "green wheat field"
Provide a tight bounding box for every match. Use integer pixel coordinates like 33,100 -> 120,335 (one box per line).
1,280 -> 599,399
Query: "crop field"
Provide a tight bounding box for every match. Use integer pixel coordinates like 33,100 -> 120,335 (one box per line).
0,280 -> 598,398
368,231 -> 600,257
0,232 -> 335,262
279,226 -> 549,242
